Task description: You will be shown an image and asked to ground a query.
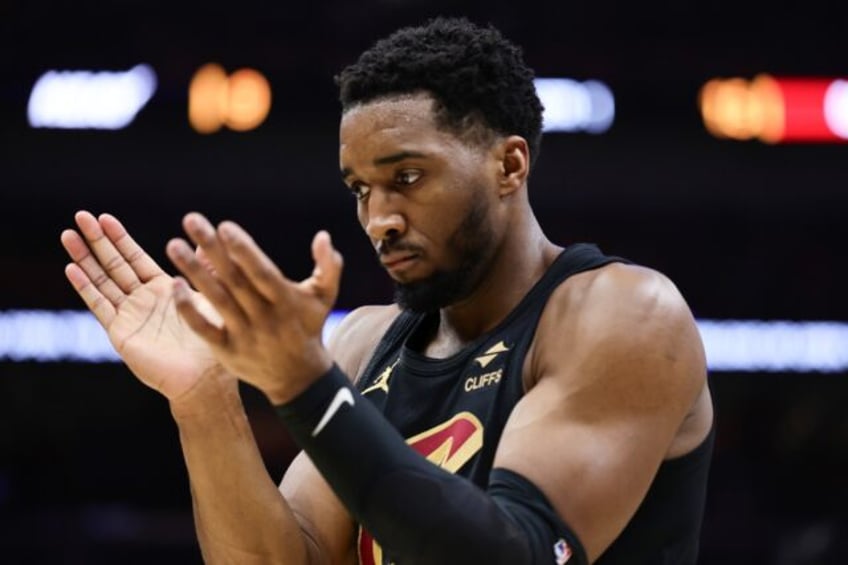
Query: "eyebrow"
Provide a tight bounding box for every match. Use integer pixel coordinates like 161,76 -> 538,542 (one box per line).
341,151 -> 429,180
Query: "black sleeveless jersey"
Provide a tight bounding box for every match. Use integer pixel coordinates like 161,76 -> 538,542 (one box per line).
353,243 -> 714,565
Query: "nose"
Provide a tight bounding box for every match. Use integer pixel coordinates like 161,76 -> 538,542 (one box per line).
363,191 -> 406,243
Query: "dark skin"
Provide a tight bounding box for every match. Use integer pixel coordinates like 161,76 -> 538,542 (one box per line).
61,92 -> 712,563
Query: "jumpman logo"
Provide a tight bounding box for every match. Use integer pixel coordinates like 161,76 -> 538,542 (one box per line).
311,387 -> 355,437
362,359 -> 399,395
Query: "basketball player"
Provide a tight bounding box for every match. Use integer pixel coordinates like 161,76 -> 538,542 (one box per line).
61,17 -> 714,565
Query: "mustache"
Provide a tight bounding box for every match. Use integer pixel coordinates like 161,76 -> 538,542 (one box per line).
376,240 -> 422,258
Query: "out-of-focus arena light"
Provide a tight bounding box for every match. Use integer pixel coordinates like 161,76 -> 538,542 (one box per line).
27,64 -> 157,130
824,80 -> 848,138
699,74 -> 848,143
0,310 -> 118,362
0,310 -> 346,363
188,63 -> 229,134
534,78 -> 615,133
697,320 -> 848,372
2,310 -> 847,373
189,63 -> 272,133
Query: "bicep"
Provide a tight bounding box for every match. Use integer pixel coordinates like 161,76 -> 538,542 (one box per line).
493,378 -> 674,563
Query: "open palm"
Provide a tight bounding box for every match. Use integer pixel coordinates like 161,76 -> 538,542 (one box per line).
61,211 -> 222,400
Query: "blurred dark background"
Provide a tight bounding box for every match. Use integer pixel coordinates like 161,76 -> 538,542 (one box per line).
1,0 -> 847,563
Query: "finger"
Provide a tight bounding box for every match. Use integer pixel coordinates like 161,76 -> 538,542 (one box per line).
61,226 -> 127,308
182,213 -> 269,317
99,213 -> 165,283
74,210 -> 143,294
172,277 -> 227,346
218,220 -> 290,303
306,231 -> 344,307
166,237 -> 248,329
64,263 -> 116,327
195,246 -> 218,278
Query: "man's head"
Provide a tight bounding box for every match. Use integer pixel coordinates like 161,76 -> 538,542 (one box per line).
336,18 -> 542,312
336,17 -> 544,168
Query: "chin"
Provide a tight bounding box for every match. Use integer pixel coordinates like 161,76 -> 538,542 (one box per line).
393,267 -> 476,313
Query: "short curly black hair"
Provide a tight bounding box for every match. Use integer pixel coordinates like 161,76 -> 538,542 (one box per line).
336,17 -> 544,166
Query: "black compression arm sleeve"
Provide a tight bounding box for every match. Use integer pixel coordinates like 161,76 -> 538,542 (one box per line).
274,365 -> 587,565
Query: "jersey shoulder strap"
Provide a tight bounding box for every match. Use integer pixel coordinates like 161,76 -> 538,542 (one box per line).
355,309 -> 422,390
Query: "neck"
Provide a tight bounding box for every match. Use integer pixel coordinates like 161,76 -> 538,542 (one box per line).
426,210 -> 561,357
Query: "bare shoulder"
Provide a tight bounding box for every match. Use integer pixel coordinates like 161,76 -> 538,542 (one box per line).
546,261 -> 694,328
326,304 -> 402,382
531,261 -> 707,418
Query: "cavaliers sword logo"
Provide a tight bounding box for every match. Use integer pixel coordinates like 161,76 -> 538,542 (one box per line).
473,340 -> 510,369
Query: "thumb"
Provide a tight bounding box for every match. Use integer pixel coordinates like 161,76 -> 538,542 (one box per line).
309,230 -> 343,305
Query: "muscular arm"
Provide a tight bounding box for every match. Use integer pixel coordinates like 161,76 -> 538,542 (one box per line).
171,369 -> 316,565
173,305 -> 397,565
495,263 -> 711,561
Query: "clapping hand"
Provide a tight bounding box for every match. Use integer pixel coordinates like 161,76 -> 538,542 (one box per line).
61,211 -> 224,400
165,212 -> 343,405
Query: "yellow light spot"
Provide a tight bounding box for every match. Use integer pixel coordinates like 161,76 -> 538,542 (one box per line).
188,63 -> 228,134
719,78 -> 751,139
699,75 -> 787,143
188,64 -> 272,133
751,74 -> 785,144
699,79 -> 726,138
225,68 -> 272,131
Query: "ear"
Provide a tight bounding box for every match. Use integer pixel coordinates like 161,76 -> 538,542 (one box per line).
496,136 -> 529,197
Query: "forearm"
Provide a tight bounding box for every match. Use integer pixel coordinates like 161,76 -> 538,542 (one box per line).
171,368 -> 309,565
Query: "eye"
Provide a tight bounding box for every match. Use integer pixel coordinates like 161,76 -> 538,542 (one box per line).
349,182 -> 371,201
395,170 -> 422,187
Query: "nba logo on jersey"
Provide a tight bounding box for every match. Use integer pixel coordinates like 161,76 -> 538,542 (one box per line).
554,538 -> 572,564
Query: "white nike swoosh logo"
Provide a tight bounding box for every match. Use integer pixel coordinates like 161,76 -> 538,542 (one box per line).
311,387 -> 355,437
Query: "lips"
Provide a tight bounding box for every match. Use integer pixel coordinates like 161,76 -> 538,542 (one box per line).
380,253 -> 419,269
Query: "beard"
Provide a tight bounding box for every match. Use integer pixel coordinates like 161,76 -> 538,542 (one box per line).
393,196 -> 495,313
